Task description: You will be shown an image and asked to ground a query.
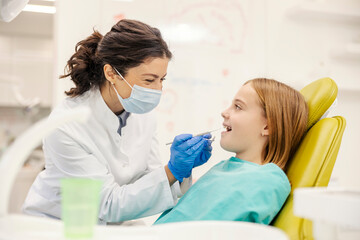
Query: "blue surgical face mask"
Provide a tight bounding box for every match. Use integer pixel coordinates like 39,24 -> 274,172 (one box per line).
111,67 -> 162,114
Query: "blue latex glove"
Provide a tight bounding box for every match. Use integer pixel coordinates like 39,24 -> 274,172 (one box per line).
168,134 -> 207,182
193,133 -> 213,168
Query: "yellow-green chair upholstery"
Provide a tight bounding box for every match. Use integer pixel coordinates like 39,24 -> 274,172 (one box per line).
271,78 -> 346,240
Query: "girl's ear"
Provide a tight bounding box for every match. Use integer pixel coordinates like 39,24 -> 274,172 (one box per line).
103,64 -> 117,84
262,121 -> 269,137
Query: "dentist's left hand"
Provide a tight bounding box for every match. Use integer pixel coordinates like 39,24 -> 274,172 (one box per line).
167,134 -> 207,182
193,133 -> 213,168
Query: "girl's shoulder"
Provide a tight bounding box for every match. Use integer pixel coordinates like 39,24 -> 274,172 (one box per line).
259,163 -> 291,192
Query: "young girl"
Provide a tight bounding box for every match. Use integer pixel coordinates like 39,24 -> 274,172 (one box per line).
154,78 -> 308,225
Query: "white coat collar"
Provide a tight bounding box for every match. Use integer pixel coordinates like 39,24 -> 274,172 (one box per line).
90,87 -> 126,135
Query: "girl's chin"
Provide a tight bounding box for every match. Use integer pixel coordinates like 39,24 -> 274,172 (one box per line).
220,131 -> 230,143
220,139 -> 231,152
220,137 -> 239,154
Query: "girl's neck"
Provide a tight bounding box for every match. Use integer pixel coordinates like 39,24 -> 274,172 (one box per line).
235,152 -> 263,165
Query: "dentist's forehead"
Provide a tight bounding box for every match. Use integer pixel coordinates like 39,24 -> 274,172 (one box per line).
133,57 -> 169,75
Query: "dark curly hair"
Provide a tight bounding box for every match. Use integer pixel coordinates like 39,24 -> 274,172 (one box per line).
60,19 -> 172,97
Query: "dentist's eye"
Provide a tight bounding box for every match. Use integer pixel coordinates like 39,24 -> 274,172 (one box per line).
161,78 -> 166,81
145,79 -> 155,83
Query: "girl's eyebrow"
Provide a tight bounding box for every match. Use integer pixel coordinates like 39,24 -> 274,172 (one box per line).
234,98 -> 247,106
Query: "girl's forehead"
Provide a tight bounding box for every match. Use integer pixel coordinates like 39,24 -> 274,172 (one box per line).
234,84 -> 258,103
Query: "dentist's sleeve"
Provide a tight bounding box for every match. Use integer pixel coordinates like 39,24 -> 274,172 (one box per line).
146,128 -> 192,200
45,128 -> 182,223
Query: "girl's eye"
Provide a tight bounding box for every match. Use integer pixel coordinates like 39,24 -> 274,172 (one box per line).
235,105 -> 241,110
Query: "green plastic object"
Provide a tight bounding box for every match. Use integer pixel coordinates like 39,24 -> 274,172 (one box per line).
61,178 -> 102,239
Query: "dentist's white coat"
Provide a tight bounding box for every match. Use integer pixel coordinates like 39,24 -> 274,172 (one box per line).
23,88 -> 189,223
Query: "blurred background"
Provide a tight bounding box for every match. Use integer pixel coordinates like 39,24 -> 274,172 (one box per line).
0,0 -> 359,214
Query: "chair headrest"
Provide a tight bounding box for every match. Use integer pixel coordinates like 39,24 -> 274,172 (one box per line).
300,77 -> 338,130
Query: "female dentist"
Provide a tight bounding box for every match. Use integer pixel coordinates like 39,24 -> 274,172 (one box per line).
23,19 -> 212,224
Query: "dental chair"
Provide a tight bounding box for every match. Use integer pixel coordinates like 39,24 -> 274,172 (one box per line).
271,77 -> 346,240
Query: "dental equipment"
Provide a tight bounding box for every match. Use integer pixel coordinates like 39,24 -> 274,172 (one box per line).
166,128 -> 221,145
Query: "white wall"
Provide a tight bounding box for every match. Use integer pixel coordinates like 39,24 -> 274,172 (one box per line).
53,0 -> 102,105
54,0 -> 360,187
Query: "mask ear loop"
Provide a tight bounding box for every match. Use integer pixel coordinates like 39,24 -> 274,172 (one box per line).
112,66 -> 133,90
111,82 -> 121,96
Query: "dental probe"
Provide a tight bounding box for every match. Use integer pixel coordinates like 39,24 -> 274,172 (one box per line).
165,128 -> 222,145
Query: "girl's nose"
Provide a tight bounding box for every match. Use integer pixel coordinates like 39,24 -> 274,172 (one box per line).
221,109 -> 229,119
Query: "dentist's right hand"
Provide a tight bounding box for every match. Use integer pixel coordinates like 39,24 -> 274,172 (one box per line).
167,134 -> 207,183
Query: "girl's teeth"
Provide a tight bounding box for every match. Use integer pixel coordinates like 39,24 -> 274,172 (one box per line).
223,125 -> 232,131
